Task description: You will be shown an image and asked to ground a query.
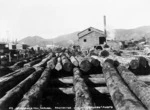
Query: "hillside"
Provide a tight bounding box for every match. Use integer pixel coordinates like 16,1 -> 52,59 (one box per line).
19,32 -> 79,47
115,26 -> 150,41
19,26 -> 150,47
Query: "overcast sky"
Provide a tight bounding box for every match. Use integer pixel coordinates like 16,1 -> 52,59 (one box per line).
0,0 -> 150,41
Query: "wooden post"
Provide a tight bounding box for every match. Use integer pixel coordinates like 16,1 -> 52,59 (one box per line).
103,61 -> 146,110
73,67 -> 93,110
117,65 -> 150,110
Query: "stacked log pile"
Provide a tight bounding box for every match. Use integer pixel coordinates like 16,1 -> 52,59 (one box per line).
0,49 -> 150,110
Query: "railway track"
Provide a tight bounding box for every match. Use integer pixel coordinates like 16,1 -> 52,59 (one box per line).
0,50 -> 150,110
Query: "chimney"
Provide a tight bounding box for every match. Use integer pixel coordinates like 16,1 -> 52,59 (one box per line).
104,15 -> 107,37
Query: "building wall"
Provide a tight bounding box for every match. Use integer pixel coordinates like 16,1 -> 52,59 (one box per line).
79,31 -> 105,49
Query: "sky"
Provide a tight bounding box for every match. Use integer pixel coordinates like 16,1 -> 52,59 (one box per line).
0,0 -> 150,41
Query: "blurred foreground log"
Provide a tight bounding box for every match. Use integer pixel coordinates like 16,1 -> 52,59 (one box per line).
73,68 -> 93,110
103,60 -> 146,110
0,67 -> 35,98
15,67 -> 51,109
118,66 -> 150,109
0,68 -> 44,110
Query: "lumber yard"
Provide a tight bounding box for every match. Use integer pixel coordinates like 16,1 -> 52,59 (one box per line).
0,44 -> 150,110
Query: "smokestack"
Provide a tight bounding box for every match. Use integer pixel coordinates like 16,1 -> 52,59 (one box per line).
104,15 -> 107,37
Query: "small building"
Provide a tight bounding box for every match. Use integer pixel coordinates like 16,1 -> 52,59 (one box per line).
78,27 -> 106,49
0,43 -> 9,54
16,44 -> 29,50
8,43 -> 16,50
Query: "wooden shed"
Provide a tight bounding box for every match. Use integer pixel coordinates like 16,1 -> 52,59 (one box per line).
78,27 -> 106,49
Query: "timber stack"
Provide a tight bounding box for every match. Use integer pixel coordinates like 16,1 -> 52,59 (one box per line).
0,47 -> 150,110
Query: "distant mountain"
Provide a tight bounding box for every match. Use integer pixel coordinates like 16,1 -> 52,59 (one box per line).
19,36 -> 46,46
19,32 -> 79,47
19,26 -> 150,47
115,26 -> 150,41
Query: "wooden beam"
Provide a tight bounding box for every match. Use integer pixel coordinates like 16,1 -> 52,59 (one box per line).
45,87 -> 109,95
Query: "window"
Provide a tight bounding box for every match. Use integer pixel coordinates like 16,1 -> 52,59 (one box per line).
84,39 -> 87,42
88,28 -> 91,31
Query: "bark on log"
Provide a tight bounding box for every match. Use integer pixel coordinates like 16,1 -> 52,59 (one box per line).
47,57 -> 57,69
61,55 -> 73,72
33,55 -> 52,69
117,65 -> 150,110
129,59 -> 139,70
76,56 -> 91,72
9,60 -> 27,71
55,57 -> 62,71
103,61 -> 146,110
15,67 -> 51,109
0,67 -> 44,110
73,67 -> 93,110
0,69 -> 21,79
24,59 -> 42,67
85,57 -> 100,67
45,87 -> 109,95
0,67 -> 35,98
70,56 -> 79,67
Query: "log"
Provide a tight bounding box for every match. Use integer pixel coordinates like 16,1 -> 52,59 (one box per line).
0,69 -> 21,79
61,55 -> 73,72
117,66 -> 150,109
9,60 -> 27,71
76,56 -> 91,72
73,67 -> 93,110
45,87 -> 109,95
15,67 -> 52,109
33,55 -> 51,69
0,67 -> 35,98
55,57 -> 62,71
85,57 -> 100,67
129,59 -> 139,70
47,57 -> 57,69
70,56 -> 79,67
24,59 -> 42,67
0,67 -> 44,110
103,61 -> 146,110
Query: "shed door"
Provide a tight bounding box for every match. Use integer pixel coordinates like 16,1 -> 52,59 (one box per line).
99,37 -> 106,44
